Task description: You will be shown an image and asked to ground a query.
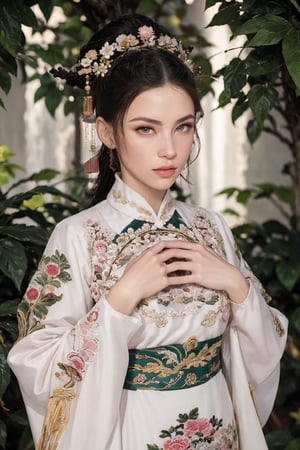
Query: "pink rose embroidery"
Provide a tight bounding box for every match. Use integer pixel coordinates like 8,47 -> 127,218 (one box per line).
95,240 -> 106,251
45,263 -> 60,276
184,418 -> 214,438
67,352 -> 85,372
87,310 -> 99,322
147,409 -> 235,449
26,287 -> 40,302
163,436 -> 190,450
82,337 -> 98,352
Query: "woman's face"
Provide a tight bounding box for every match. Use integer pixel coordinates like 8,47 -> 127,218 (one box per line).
99,83 -> 195,212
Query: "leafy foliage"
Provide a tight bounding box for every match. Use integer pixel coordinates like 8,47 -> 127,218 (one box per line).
205,4 -> 300,443
219,185 -> 300,448
0,150 -> 86,449
205,0 -> 300,141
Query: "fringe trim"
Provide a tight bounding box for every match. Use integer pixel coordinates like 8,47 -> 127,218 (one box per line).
36,387 -> 75,450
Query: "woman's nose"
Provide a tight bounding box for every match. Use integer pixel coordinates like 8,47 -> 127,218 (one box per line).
158,135 -> 177,158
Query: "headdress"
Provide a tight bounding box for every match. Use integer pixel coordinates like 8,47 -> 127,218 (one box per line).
50,24 -> 196,173
74,25 -> 195,119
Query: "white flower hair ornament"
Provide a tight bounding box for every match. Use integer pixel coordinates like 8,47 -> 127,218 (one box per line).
73,26 -> 196,118
76,26 -> 195,79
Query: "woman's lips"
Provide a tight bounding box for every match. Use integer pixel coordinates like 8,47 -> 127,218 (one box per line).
153,167 -> 176,177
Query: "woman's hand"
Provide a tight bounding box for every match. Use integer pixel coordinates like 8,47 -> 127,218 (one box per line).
106,240 -> 249,315
161,240 -> 249,304
106,241 -> 177,314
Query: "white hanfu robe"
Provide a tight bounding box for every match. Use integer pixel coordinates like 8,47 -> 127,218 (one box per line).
8,175 -> 288,450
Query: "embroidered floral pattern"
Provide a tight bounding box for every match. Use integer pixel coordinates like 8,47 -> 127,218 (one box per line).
85,208 -> 231,329
112,187 -> 175,223
17,250 -> 72,337
147,407 -> 238,449
55,307 -> 101,388
272,313 -> 285,337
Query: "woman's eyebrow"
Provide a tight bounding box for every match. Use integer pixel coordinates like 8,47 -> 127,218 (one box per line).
128,114 -> 195,124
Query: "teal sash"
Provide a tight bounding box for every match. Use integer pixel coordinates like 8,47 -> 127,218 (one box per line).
124,335 -> 222,391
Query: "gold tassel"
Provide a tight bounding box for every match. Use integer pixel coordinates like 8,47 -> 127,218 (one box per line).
83,75 -> 93,119
36,387 -> 75,450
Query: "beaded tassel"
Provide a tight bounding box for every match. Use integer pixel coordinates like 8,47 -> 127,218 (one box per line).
82,75 -> 98,173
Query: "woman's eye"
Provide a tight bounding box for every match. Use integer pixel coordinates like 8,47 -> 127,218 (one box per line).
176,123 -> 194,132
137,126 -> 153,134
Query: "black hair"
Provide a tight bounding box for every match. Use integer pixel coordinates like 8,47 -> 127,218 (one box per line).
53,14 -> 203,205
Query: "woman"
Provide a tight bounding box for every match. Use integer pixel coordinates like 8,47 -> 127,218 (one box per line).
8,13 -> 287,450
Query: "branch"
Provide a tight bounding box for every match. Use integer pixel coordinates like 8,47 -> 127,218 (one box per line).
269,194 -> 294,220
263,126 -> 293,150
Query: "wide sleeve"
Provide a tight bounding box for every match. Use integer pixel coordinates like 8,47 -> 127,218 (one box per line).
211,211 -> 288,427
7,216 -> 142,449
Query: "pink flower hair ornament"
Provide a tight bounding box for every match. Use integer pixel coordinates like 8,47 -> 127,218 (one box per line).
75,25 -> 196,81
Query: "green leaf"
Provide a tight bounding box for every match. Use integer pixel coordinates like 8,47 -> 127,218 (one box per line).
0,344 -> 10,397
45,89 -> 64,117
248,85 -> 278,125
273,185 -> 295,205
0,67 -> 12,94
248,29 -> 284,47
218,90 -> 231,107
276,261 -> 300,291
0,4 -> 22,56
0,47 -> 18,75
217,187 -> 239,198
0,239 -> 27,290
0,299 -> 19,316
282,26 -> 300,92
0,224 -> 46,245
36,45 -> 65,67
223,58 -> 246,98
286,439 -> 300,450
22,194 -> 45,210
7,409 -> 29,427
64,99 -> 76,116
234,14 -> 290,37
244,50 -> 282,77
232,95 -> 248,123
236,189 -> 252,205
30,168 -> 60,181
34,85 -> 48,103
291,307 -> 300,334
38,0 -> 54,21
2,185 -> 75,210
0,320 -> 18,340
205,0 -> 220,8
289,0 -> 300,13
247,118 -> 262,144
207,3 -> 240,28
265,429 -> 293,446
136,0 -> 159,15
21,5 -> 38,28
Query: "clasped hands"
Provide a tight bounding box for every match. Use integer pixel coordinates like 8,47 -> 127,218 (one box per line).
107,240 -> 250,315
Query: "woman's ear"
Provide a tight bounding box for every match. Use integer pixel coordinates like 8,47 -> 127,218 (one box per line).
96,117 -> 116,149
